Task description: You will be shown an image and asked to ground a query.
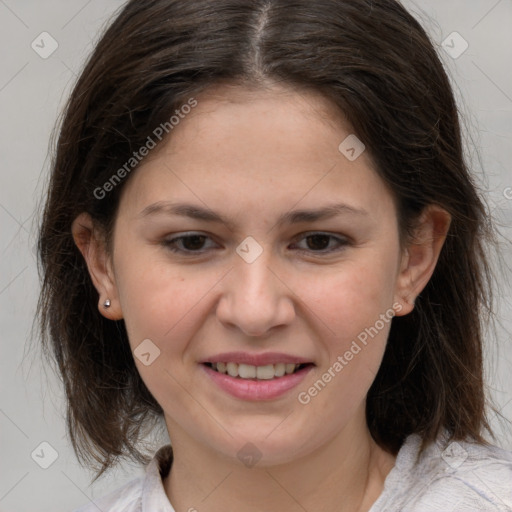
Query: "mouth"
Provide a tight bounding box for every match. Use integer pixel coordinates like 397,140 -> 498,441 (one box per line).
203,362 -> 313,380
201,361 -> 314,400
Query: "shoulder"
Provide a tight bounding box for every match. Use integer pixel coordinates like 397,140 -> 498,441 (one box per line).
71,444 -> 174,512
71,476 -> 144,512
372,432 -> 512,512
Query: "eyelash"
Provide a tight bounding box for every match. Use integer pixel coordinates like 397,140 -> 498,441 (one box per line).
162,232 -> 350,256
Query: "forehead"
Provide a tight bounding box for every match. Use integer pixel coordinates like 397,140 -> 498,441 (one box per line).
116,84 -> 394,226
176,83 -> 350,153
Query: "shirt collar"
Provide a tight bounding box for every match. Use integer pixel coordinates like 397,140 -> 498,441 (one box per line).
142,444 -> 176,512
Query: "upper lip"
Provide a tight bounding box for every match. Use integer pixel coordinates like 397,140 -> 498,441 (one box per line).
201,352 -> 314,366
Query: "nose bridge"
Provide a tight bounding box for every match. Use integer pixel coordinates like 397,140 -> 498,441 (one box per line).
216,238 -> 294,336
235,244 -> 276,302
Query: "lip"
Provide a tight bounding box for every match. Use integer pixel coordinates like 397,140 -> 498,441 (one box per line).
200,362 -> 314,401
200,351 -> 313,366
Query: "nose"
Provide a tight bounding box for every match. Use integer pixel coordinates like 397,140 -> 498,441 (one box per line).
215,246 -> 295,337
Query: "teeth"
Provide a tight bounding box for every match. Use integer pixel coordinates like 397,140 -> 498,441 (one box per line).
211,362 -> 304,379
274,363 -> 286,377
226,362 -> 238,377
238,363 -> 257,378
256,364 -> 275,380
285,363 -> 296,374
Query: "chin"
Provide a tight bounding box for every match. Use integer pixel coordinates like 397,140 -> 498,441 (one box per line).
209,424 -> 321,468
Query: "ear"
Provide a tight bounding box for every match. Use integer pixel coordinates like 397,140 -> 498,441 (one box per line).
394,205 -> 451,316
71,212 -> 123,320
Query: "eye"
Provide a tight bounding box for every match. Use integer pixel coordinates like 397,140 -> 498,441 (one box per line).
291,232 -> 349,254
163,232 -> 219,254
162,232 -> 349,256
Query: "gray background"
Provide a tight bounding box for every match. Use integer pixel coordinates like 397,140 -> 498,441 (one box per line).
0,1 -> 511,511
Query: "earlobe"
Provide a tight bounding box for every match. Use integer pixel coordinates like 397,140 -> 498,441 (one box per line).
394,205 -> 451,316
71,212 -> 123,320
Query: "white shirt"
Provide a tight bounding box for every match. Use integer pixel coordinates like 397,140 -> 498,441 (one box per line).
72,432 -> 512,511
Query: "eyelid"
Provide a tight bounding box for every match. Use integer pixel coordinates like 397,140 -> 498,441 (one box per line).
163,232 -> 219,253
162,231 -> 350,256
291,231 -> 350,253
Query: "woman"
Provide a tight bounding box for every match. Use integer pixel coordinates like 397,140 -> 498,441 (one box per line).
37,0 -> 512,510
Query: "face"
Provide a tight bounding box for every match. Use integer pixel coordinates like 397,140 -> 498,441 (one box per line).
84,84 -> 433,466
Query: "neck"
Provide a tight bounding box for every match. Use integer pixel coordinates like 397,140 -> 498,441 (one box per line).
163,414 -> 396,512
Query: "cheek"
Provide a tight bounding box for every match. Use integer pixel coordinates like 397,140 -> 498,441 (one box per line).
114,261 -> 208,407
303,256 -> 398,341
299,273 -> 394,425
296,251 -> 398,405
114,255 -> 201,350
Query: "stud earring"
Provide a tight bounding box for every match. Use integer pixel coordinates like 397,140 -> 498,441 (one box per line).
103,299 -> 111,309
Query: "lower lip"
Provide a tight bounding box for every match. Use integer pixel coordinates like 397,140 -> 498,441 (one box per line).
201,364 -> 314,401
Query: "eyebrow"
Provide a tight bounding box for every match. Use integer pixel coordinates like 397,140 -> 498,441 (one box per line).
138,201 -> 368,230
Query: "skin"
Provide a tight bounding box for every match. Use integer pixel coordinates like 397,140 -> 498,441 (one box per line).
73,83 -> 451,512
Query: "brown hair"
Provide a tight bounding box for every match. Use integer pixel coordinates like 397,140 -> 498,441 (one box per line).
36,0 -> 500,481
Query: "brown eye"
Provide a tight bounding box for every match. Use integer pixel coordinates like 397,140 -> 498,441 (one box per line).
305,234 -> 331,251
292,232 -> 349,254
179,235 -> 208,251
163,233 -> 217,254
